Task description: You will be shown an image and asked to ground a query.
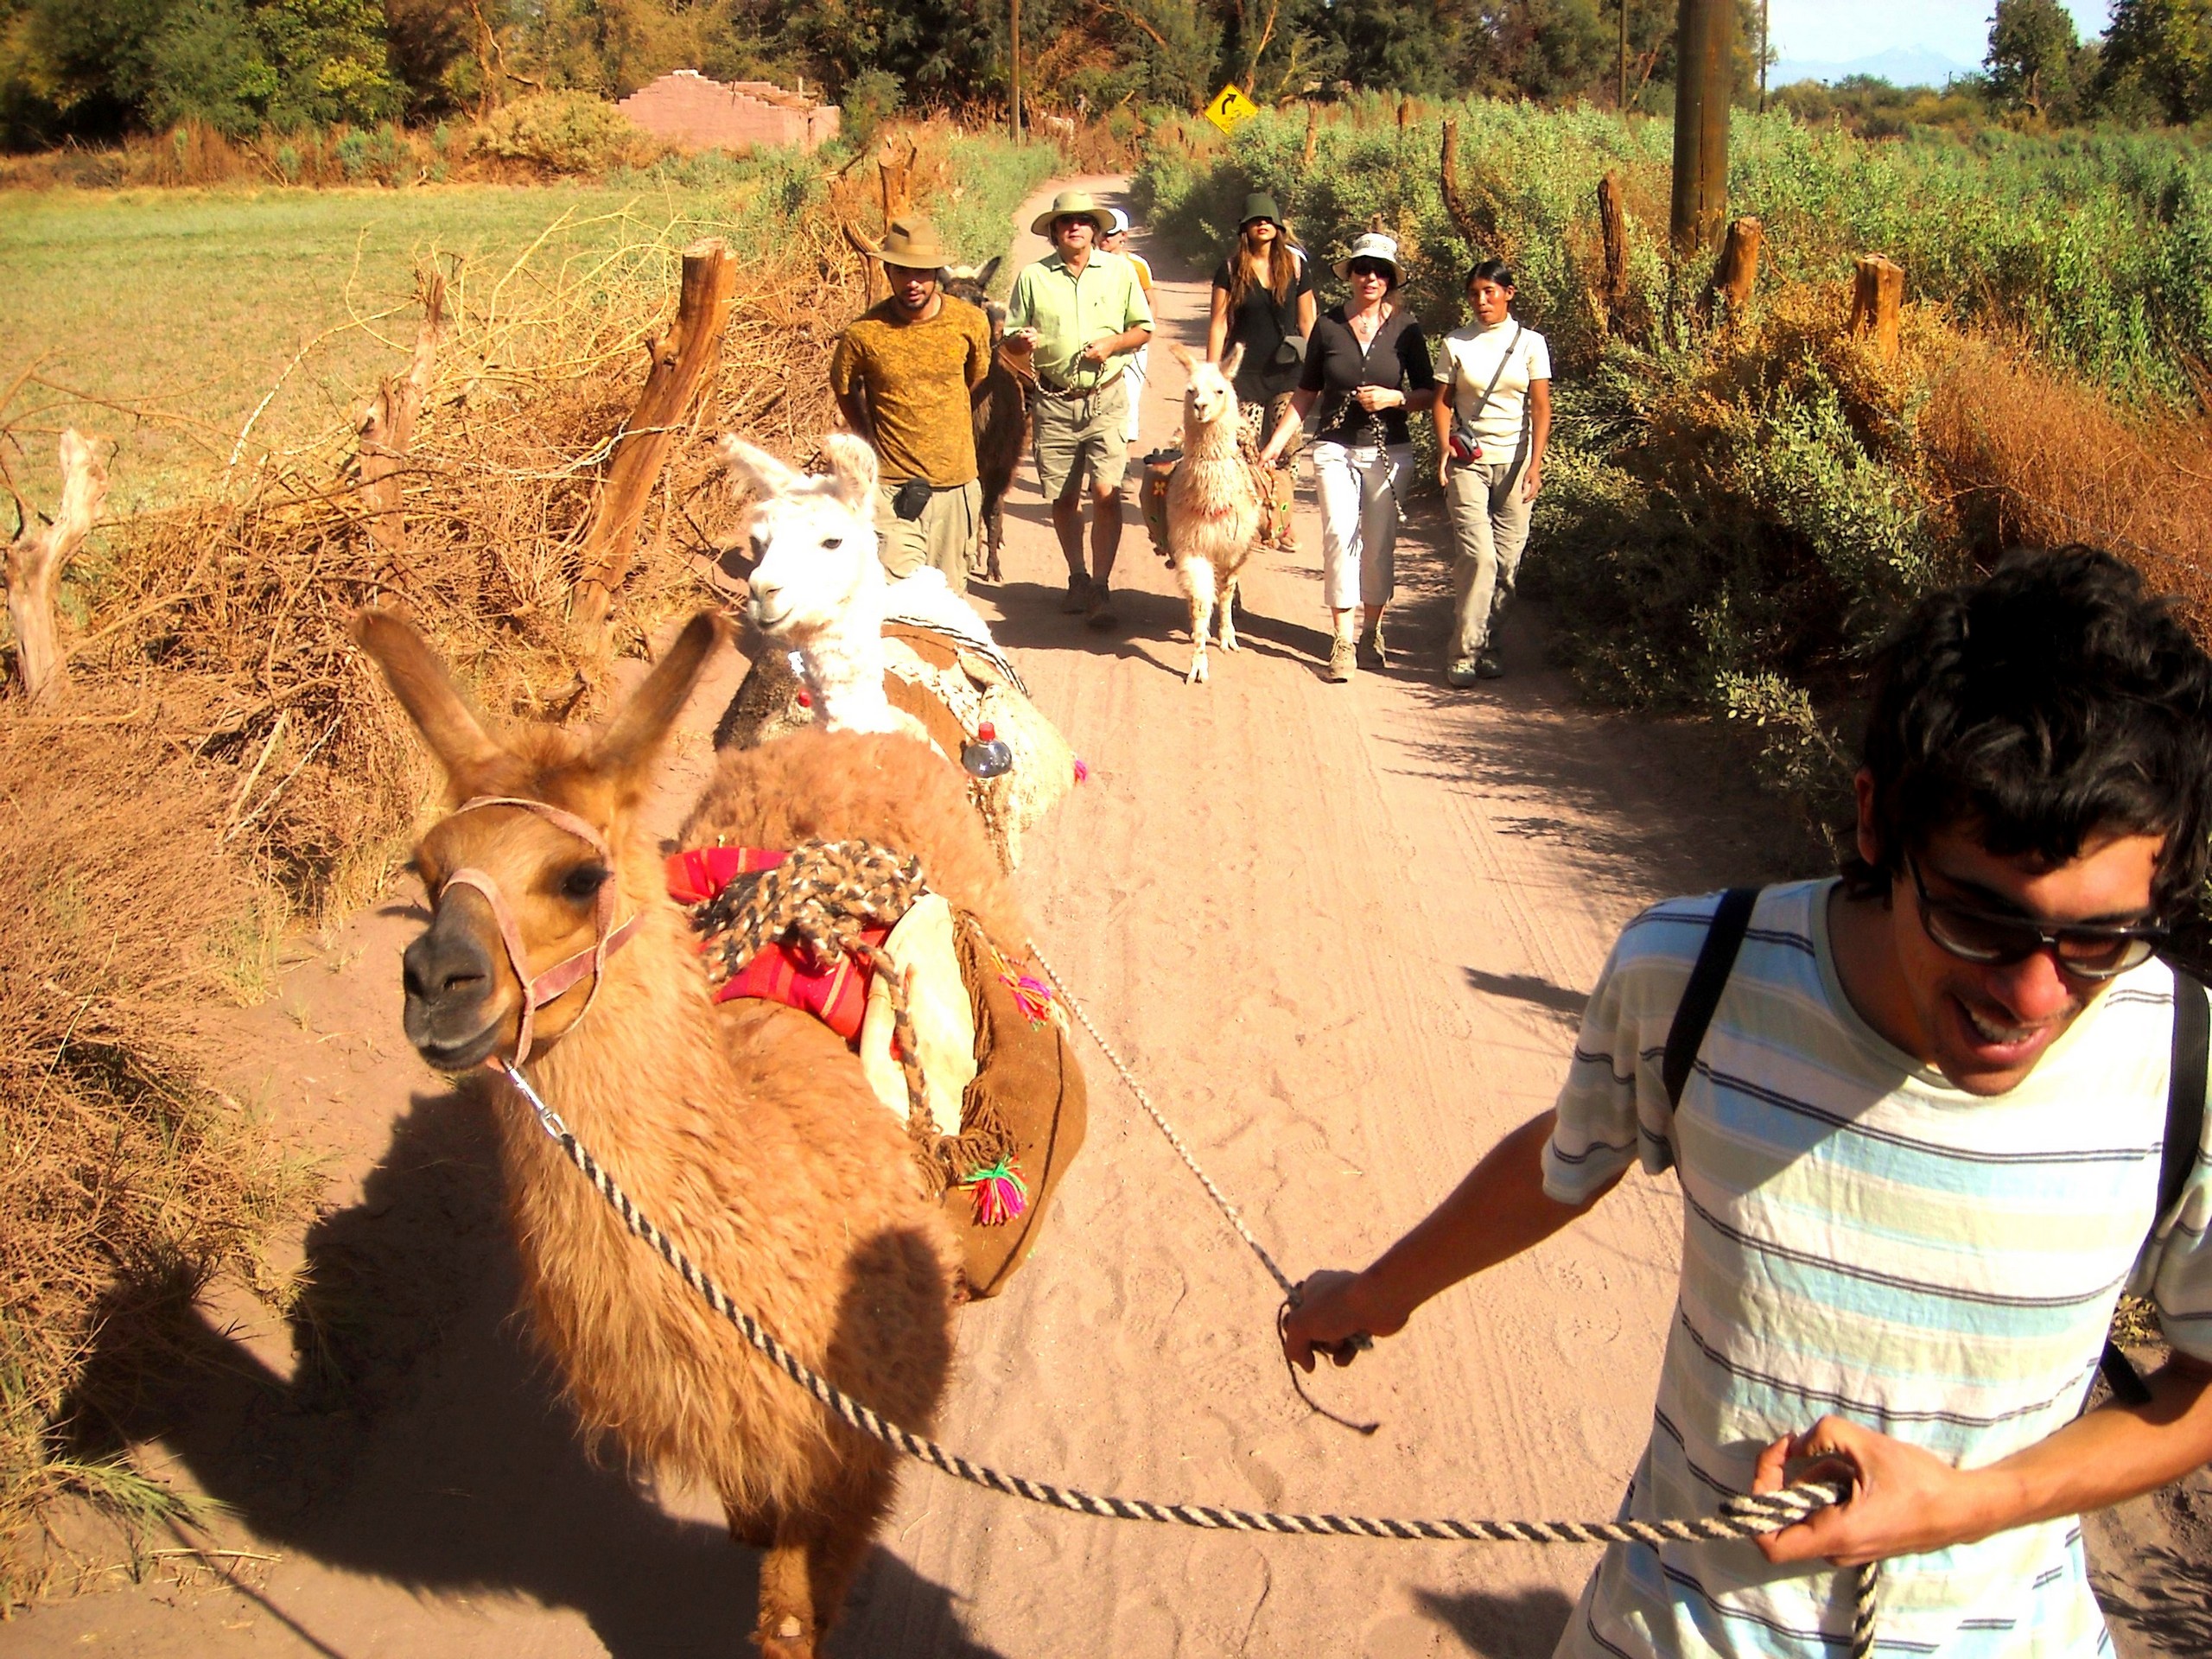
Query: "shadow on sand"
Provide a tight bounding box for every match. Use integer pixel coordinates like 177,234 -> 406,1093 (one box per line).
71,1081 -> 998,1659
1413,1583 -> 1578,1658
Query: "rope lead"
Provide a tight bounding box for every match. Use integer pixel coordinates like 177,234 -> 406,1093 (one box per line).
492,1059 -> 1879,1657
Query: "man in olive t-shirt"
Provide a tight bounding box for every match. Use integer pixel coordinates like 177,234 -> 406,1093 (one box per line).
828,216 -> 993,591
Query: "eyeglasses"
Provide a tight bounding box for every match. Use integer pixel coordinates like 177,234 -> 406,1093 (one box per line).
1346,261 -> 1392,280
1905,854 -> 2164,981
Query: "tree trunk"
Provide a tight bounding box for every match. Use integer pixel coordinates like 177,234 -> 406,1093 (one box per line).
878,137 -> 915,226
1701,214 -> 1763,325
5,429 -> 109,704
356,270 -> 448,582
1440,118 -> 1498,254
570,240 -> 739,641
1599,170 -> 1632,333
1669,0 -> 1734,257
1848,253 -> 1905,364
1300,99 -> 1319,169
842,219 -> 886,307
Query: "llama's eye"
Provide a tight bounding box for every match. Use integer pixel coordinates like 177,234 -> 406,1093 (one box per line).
561,864 -> 611,902
822,536 -> 843,550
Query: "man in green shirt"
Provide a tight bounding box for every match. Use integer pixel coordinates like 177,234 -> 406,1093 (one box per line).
829,216 -> 993,591
1007,190 -> 1154,627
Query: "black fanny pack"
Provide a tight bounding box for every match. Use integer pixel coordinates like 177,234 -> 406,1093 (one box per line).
891,477 -> 936,520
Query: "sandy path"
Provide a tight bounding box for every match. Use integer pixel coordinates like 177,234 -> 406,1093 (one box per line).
12,175 -> 2199,1659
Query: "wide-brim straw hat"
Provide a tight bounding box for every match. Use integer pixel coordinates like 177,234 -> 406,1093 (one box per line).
1029,189 -> 1116,237
1332,231 -> 1402,284
867,214 -> 952,270
1240,192 -> 1284,229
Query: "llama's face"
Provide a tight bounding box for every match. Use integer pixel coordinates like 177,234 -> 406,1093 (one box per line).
716,435 -> 882,645
1175,342 -> 1243,429
353,609 -> 721,1071
944,260 -> 1006,340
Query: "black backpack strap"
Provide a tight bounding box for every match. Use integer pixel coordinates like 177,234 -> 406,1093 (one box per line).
2097,969 -> 2209,1408
1663,888 -> 1761,1109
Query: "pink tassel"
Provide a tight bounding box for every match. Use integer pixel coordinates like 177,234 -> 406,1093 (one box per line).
1072,757 -> 1090,784
962,1158 -> 1029,1226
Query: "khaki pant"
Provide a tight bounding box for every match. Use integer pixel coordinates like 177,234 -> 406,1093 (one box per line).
875,479 -> 982,592
1446,457 -> 1535,663
1032,378 -> 1130,499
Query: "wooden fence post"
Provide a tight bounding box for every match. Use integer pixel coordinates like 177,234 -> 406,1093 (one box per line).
1702,214 -> 1762,324
1669,0 -> 1734,257
5,429 -> 108,704
570,239 -> 738,642
1440,118 -> 1499,254
356,270 -> 448,582
1847,253 -> 1904,363
1599,170 -> 1631,333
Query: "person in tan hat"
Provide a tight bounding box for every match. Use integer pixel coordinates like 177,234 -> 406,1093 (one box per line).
828,215 -> 994,591
1006,189 -> 1154,627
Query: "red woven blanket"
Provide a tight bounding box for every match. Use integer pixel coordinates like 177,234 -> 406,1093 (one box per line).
664,845 -> 882,1042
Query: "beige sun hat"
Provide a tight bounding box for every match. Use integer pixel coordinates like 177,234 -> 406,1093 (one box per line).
1029,189 -> 1116,238
868,215 -> 952,270
1332,231 -> 1403,284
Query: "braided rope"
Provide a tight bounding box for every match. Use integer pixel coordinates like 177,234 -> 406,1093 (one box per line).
493,1058 -> 1878,1656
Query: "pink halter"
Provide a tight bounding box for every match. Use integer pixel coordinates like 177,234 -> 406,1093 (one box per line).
438,795 -> 640,1066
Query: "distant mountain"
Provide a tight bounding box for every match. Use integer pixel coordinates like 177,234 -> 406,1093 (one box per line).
1766,46 -> 1977,89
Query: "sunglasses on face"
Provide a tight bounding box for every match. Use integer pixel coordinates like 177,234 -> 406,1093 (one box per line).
1906,853 -> 2165,981
1347,261 -> 1391,280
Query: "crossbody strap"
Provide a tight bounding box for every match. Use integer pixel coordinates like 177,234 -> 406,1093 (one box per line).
1452,323 -> 1523,452
2099,969 -> 2209,1406
1662,887 -> 1761,1109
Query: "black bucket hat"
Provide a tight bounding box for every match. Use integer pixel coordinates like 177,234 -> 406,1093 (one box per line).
1239,192 -> 1285,230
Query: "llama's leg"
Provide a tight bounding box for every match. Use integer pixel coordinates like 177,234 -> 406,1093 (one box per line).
723,1494 -> 777,1553
753,1456 -> 898,1656
756,1530 -> 820,1657
1183,557 -> 1217,683
985,491 -> 1005,583
1218,575 -> 1241,652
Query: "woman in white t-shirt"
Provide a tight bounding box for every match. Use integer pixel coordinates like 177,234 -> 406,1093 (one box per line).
1432,260 -> 1550,686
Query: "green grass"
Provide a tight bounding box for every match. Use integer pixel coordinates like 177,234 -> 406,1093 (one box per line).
0,134 -> 1052,512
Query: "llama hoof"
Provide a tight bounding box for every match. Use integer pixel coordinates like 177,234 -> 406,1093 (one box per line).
1218,629 -> 1240,653
1186,653 -> 1210,684
757,1612 -> 816,1656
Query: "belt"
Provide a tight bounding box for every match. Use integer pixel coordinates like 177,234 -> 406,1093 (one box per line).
1036,376 -> 1104,399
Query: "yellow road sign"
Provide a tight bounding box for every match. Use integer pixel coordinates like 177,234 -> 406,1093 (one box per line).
1203,84 -> 1260,135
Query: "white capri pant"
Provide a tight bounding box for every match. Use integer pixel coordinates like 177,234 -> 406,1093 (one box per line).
1122,347 -> 1149,445
1311,439 -> 1414,612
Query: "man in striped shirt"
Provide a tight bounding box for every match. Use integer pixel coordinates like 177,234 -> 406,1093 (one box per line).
1286,549 -> 2212,1656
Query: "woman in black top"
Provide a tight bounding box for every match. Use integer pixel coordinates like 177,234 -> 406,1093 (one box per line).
1257,232 -> 1435,682
1207,192 -> 1318,446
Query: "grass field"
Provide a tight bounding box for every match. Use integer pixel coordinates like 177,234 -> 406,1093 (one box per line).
0,138 -> 1047,512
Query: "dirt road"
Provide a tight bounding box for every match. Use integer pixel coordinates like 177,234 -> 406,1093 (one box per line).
12,176 -> 2201,1659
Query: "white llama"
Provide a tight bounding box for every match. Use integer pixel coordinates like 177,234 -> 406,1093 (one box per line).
1163,344 -> 1263,685
714,432 -> 1078,869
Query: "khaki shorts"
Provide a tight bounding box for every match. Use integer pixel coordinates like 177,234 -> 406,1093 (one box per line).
874,479 -> 982,592
1032,378 -> 1130,499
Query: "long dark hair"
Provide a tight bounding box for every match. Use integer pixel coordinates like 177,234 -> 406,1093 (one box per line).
1229,219 -> 1300,308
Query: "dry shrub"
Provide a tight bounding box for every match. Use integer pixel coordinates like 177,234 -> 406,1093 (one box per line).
1920,341 -> 2212,639
0,715 -> 309,1602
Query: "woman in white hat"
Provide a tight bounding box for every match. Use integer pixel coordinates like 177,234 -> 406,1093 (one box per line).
1256,232 -> 1436,683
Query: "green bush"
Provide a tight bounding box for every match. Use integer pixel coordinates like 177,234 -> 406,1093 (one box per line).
839,69 -> 904,149
472,91 -> 649,176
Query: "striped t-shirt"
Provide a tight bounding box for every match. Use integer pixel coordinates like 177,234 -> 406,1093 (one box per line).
1543,880 -> 2212,1659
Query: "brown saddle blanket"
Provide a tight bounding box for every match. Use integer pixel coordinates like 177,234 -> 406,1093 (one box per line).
1140,443 -> 1291,560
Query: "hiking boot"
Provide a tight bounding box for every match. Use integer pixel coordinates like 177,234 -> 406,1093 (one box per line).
1325,635 -> 1357,683
1476,650 -> 1504,679
1061,573 -> 1092,613
1085,583 -> 1119,631
1446,656 -> 1483,689
1358,619 -> 1388,669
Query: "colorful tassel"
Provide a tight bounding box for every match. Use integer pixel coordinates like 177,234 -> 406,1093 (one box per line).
962,1157 -> 1028,1226
1072,757 -> 1090,784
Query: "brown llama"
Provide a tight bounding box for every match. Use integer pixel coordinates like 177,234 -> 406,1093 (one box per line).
944,258 -> 1028,583
1163,342 -> 1263,684
354,608 -> 1041,1657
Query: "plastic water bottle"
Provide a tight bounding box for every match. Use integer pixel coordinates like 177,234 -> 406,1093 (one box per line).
963,721 -> 1014,778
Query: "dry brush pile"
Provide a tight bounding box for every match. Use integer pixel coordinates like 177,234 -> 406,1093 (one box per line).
0,118 -> 1024,1599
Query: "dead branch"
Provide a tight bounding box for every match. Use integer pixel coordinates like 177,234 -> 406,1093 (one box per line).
355,270 -> 449,583
1597,171 -> 1633,338
842,218 -> 886,307
571,240 -> 739,643
1439,119 -> 1498,253
5,429 -> 109,704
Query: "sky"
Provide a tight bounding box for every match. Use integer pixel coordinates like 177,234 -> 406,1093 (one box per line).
1764,0 -> 2113,69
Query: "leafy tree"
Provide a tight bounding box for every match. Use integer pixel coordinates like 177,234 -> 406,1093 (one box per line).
2099,0 -> 2212,122
1986,0 -> 2079,118
147,0 -> 279,135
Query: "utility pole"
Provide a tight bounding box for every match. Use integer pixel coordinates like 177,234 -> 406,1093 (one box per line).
1669,0 -> 1733,257
1618,0 -> 1630,113
1759,0 -> 1770,112
1010,0 -> 1023,143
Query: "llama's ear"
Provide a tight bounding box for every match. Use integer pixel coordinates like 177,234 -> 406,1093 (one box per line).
821,432 -> 879,514
714,435 -> 799,499
352,608 -> 507,793
977,255 -> 1001,290
589,611 -> 726,785
1221,342 -> 1246,383
1167,341 -> 1196,373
